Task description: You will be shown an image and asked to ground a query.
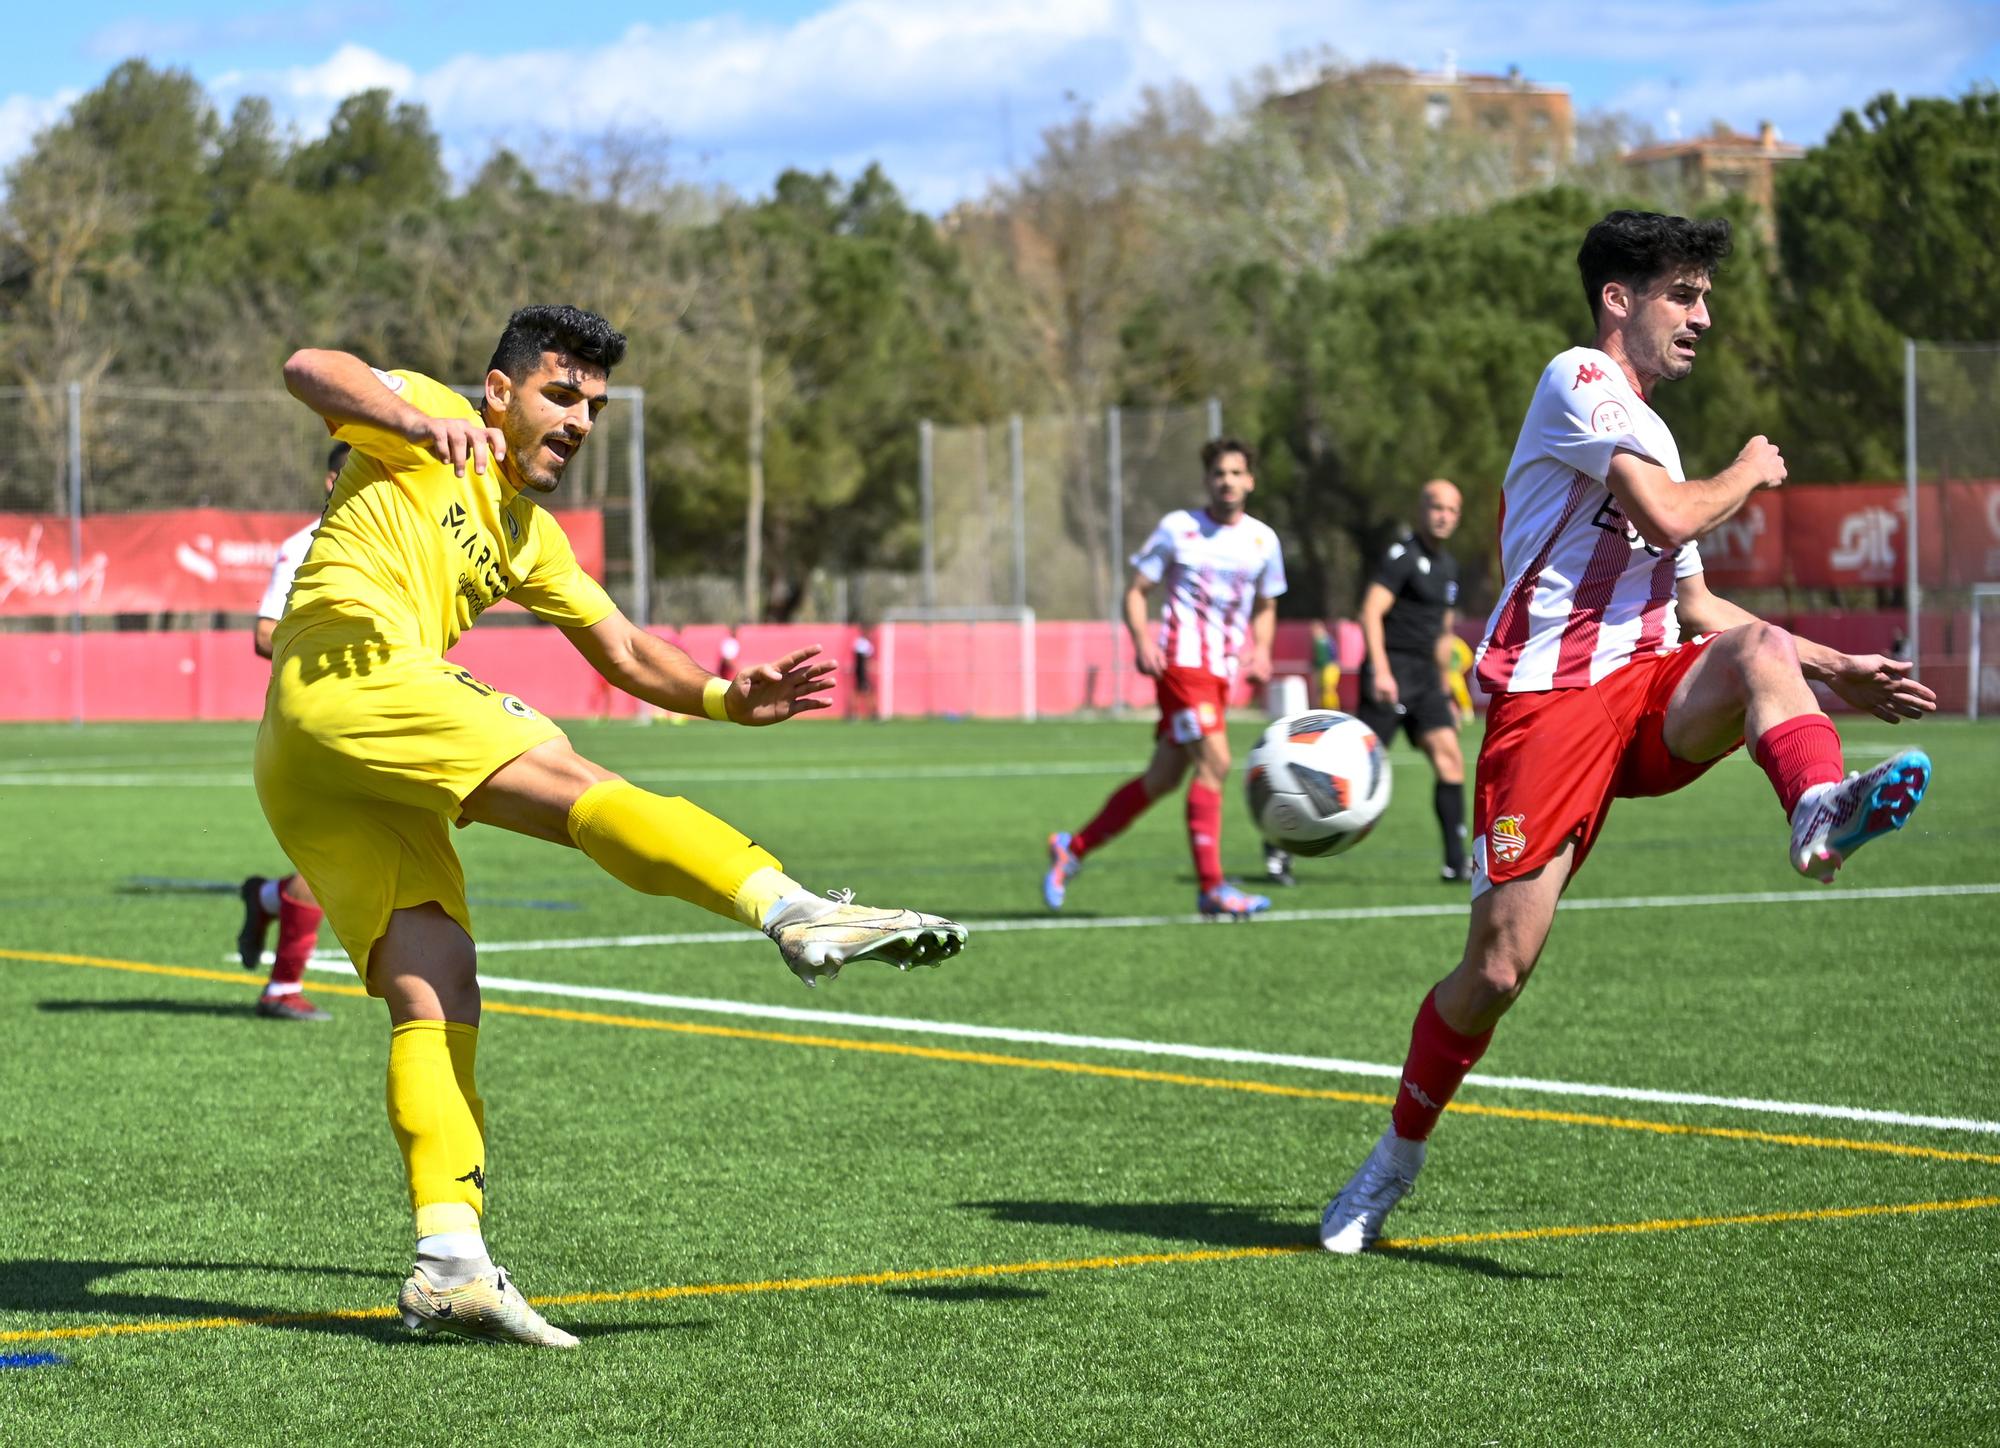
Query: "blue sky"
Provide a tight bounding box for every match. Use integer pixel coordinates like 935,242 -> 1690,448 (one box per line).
5,1 -> 1996,208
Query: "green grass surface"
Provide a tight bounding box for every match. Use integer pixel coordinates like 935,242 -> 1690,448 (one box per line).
2,714 -> 1997,1445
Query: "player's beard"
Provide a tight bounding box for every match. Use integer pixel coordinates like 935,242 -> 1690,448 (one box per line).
501,412 -> 571,494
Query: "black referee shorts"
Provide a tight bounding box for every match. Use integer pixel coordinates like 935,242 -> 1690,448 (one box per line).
1355,652 -> 1455,746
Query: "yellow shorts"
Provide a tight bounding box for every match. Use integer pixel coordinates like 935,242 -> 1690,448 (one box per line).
254,615 -> 565,984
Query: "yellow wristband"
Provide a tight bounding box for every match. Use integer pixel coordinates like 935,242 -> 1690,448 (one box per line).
702,675 -> 733,722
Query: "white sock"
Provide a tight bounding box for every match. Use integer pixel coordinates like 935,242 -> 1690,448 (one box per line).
416,1230 -> 493,1288
259,879 -> 282,915
761,889 -> 821,931
260,981 -> 302,998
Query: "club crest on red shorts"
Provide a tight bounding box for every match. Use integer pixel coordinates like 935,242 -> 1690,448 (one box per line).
1490,814 -> 1528,864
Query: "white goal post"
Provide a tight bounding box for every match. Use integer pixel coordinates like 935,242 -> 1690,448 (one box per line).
1970,584 -> 2000,722
878,606 -> 1037,721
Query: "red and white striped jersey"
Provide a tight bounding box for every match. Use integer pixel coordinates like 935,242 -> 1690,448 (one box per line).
257,520 -> 319,623
1133,508 -> 1287,680
1475,347 -> 1705,694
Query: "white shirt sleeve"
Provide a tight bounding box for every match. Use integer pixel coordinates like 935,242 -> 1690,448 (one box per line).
1259,530 -> 1288,599
1536,360 -> 1658,484
1674,537 -> 1704,578
258,525 -> 316,621
1130,513 -> 1178,583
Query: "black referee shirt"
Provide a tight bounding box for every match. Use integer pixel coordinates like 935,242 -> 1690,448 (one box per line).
1371,530 -> 1460,655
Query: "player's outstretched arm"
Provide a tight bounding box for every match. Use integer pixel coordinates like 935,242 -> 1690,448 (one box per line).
1678,573 -> 1936,723
562,612 -> 835,724
1606,435 -> 1786,551
282,349 -> 506,478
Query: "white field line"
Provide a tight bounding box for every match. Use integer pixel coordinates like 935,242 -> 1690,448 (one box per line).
0,743 -> 1910,788
261,882 -> 1997,963
266,879 -> 2000,1137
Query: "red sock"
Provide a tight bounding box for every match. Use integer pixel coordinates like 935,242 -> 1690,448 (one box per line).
1390,989 -> 1493,1142
1753,714 -> 1844,817
1186,782 -> 1223,892
1073,776 -> 1153,859
269,881 -> 324,989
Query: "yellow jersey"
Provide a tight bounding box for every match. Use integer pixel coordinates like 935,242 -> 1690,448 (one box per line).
276,368 -> 614,657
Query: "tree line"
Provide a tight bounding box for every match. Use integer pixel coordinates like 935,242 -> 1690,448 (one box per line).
2,59 -> 1995,617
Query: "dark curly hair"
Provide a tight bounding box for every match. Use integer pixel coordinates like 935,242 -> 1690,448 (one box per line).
486,304 -> 628,380
1578,211 -> 1733,324
1201,436 -> 1256,474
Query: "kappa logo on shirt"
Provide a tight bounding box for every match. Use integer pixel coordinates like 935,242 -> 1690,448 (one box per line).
1490,814 -> 1528,864
1572,362 -> 1609,389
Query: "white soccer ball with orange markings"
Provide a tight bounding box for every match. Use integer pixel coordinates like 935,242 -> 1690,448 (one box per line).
1244,711 -> 1391,856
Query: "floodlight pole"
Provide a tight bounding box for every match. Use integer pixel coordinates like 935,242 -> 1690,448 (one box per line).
919,419 -> 935,609
1107,405 -> 1124,715
1903,339 -> 1919,681
67,380 -> 84,727
1009,413 -> 1027,610
626,385 -> 649,632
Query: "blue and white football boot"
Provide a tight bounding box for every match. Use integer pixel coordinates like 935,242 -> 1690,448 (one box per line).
1788,748 -> 1931,883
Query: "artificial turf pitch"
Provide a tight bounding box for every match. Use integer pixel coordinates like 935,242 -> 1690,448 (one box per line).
1,714 -> 1995,1444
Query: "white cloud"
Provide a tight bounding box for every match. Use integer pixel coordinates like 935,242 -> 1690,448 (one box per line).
0,91 -> 79,177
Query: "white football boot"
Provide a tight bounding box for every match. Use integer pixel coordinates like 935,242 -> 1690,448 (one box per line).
1788,748 -> 1931,883
765,889 -> 967,987
1320,1128 -> 1427,1254
397,1264 -> 579,1348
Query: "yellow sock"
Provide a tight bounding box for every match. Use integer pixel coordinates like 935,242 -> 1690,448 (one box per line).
568,780 -> 799,927
387,1020 -> 486,1238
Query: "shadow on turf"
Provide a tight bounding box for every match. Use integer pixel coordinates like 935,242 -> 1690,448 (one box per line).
960,1202 -> 1558,1282
883,1284 -> 1048,1304
962,1200 -> 1306,1248
0,1258 -> 412,1344
37,999 -> 256,1019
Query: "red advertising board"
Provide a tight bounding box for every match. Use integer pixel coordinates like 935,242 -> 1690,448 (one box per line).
1695,482 -> 2000,590
1784,484 -> 1909,589
1943,480 -> 2000,585
0,507 -> 604,616
1691,492 -> 1784,588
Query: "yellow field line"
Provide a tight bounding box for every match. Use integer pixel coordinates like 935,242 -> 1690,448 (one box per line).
4,1194 -> 1995,1345
7,948 -> 2000,1169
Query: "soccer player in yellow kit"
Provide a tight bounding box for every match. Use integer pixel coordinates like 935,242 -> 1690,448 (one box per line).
258,305 -> 966,1348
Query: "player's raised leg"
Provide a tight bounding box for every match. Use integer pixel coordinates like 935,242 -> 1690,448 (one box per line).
463,739 -> 965,986
1662,620 -> 1929,882
373,903 -> 578,1348
1044,735 -> 1188,910
1322,846 -> 1571,1252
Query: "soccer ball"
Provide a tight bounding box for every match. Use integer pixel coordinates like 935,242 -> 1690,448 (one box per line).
1244,711 -> 1391,857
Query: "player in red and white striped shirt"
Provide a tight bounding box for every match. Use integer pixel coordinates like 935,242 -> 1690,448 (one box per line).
1043,437 -> 1287,919
1321,211 -> 1939,1253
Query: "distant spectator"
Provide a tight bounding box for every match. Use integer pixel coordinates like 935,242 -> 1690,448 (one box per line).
852,631 -> 877,719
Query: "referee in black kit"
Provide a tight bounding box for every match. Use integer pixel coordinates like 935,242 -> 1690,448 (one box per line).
1357,478 -> 1471,884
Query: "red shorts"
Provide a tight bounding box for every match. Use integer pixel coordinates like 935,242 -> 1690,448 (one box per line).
1155,666 -> 1230,743
1471,637 -> 1740,895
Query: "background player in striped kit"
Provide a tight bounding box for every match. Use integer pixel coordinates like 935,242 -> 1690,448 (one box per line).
234,440 -> 345,1020
1043,438 -> 1287,919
